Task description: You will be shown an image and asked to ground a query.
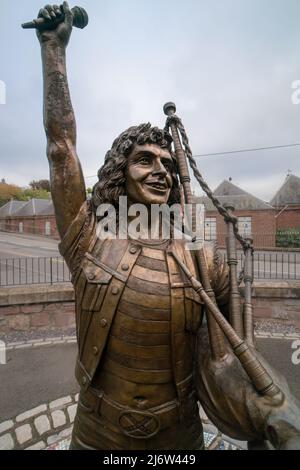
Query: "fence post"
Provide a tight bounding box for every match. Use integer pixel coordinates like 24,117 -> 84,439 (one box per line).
0,340 -> 6,365
50,257 -> 53,285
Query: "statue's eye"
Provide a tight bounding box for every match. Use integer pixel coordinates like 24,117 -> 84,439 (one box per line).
139,156 -> 150,165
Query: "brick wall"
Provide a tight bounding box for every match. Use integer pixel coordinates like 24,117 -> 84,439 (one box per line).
205,209 -> 276,248
0,216 -> 59,240
276,205 -> 300,230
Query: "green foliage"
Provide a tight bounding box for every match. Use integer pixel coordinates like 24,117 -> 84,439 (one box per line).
19,188 -> 50,201
276,228 -> 300,248
29,179 -> 50,191
0,183 -> 23,207
0,182 -> 50,207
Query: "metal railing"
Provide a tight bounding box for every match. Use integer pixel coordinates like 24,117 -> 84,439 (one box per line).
0,257 -> 71,286
229,250 -> 300,281
0,250 -> 299,287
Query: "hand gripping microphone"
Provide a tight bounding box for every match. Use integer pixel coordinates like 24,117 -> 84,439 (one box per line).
22,6 -> 88,30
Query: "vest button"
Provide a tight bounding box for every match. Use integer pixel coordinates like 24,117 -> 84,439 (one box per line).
82,377 -> 87,386
93,346 -> 99,355
129,246 -> 138,254
111,287 -> 119,295
88,273 -> 95,280
121,264 -> 129,271
100,318 -> 108,328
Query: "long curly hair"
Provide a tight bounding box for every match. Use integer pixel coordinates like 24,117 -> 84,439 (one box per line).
92,123 -> 181,211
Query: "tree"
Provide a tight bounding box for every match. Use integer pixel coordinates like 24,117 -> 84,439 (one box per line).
29,179 -> 50,191
0,183 -> 22,206
19,188 -> 50,201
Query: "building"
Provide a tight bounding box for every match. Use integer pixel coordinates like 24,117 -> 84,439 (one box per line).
271,174 -> 300,231
196,174 -> 300,249
0,198 -> 59,239
196,180 -> 276,248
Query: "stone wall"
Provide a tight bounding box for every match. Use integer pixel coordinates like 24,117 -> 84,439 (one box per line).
0,282 -> 299,335
251,281 -> 300,330
0,284 -> 75,333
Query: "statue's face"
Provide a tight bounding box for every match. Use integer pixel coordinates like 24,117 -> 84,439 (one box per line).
126,143 -> 174,206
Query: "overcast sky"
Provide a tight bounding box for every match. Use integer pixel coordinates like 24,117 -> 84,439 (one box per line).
1,0 -> 300,201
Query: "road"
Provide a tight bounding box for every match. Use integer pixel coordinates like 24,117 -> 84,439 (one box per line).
0,232 -> 67,286
0,337 -> 299,422
0,232 -> 59,258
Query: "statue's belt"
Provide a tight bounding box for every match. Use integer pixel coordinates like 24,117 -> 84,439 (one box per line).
80,387 -> 181,439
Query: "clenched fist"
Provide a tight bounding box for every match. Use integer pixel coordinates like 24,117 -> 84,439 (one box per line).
36,1 -> 73,47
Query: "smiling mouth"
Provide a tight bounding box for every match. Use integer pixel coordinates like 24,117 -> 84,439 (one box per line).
145,181 -> 168,191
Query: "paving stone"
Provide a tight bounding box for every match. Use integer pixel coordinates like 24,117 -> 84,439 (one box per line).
25,441 -> 46,450
15,424 -> 32,445
0,420 -> 14,433
47,434 -> 60,445
67,404 -> 77,423
16,404 -> 47,422
34,415 -> 51,435
50,396 -> 72,410
7,341 -> 24,347
285,333 -> 300,338
58,426 -> 73,438
52,410 -> 67,428
14,344 -> 33,349
0,433 -> 14,450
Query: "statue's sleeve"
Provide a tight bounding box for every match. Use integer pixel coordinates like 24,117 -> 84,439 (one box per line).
204,241 -> 230,317
58,200 -> 97,279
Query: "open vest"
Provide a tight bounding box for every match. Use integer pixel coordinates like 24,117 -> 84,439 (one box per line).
73,236 -> 203,404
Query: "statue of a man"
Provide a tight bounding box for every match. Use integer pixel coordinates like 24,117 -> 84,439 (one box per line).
36,2 -> 300,450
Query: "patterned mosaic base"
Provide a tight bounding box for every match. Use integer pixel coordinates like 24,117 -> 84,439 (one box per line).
46,432 -> 242,451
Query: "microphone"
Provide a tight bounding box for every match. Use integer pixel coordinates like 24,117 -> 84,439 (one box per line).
22,6 -> 88,30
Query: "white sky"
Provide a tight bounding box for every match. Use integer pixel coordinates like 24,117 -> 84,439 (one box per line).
0,0 -> 300,201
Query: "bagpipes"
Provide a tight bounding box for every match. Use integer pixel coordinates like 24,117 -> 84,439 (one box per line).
163,102 -> 282,400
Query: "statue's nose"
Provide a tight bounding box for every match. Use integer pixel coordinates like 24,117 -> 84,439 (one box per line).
152,159 -> 167,176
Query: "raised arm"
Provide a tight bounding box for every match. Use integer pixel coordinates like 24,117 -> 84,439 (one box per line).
37,2 -> 86,238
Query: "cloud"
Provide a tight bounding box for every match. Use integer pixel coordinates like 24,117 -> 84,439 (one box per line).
0,0 -> 300,201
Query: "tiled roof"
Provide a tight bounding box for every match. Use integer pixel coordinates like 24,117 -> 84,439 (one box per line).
12,199 -> 52,217
38,200 -> 55,216
0,200 -> 27,217
270,174 -> 300,207
195,180 -> 273,211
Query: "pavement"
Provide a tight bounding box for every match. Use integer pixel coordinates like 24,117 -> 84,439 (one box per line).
0,342 -> 79,422
0,333 -> 299,423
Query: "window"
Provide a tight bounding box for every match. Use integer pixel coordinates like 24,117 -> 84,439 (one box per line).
238,217 -> 252,236
45,221 -> 51,236
205,218 -> 217,240
19,222 -> 23,234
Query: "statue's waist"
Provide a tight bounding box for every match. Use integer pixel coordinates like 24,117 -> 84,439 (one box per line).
79,386 -> 197,438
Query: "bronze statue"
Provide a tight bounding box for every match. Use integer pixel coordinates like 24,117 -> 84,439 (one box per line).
25,2 -> 300,450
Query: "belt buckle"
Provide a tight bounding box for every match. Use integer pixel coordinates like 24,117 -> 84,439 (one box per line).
119,409 -> 160,439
